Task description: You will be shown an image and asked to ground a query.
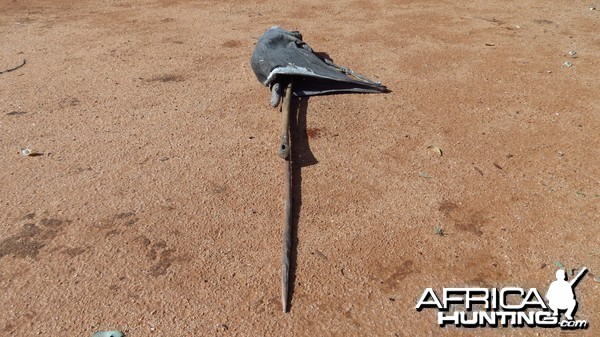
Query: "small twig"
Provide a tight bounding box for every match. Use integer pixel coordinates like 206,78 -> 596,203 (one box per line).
281,81 -> 293,313
0,59 -> 26,75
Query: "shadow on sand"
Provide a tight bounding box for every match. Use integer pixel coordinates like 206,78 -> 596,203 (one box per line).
286,96 -> 318,311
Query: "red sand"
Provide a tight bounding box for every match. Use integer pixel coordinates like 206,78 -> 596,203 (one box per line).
1,1 -> 598,336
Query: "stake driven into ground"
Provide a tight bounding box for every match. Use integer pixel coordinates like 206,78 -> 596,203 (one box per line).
280,81 -> 293,313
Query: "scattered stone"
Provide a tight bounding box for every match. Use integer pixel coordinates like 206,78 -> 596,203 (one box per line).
427,145 -> 443,156
92,331 -> 124,337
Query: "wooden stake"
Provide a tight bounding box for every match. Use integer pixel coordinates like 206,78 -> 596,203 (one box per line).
280,81 -> 293,312
278,82 -> 292,160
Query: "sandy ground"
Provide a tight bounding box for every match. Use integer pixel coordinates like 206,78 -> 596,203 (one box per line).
0,0 -> 598,336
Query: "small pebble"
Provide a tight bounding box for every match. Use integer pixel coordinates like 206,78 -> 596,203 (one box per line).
92,331 -> 124,337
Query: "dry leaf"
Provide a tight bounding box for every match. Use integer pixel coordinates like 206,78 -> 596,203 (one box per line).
553,261 -> 566,271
